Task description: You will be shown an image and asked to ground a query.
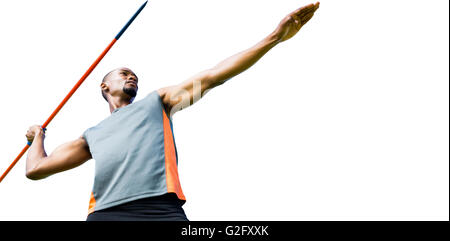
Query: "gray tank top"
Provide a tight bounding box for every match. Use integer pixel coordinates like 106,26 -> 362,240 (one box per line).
82,91 -> 185,214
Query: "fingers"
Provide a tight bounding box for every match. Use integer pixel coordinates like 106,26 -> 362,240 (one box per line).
294,3 -> 314,15
25,125 -> 47,144
300,11 -> 315,25
25,125 -> 45,138
301,3 -> 319,17
25,129 -> 34,142
28,125 -> 40,133
294,2 -> 320,18
296,2 -> 319,25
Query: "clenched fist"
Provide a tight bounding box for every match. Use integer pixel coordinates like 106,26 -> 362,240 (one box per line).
26,125 -> 46,144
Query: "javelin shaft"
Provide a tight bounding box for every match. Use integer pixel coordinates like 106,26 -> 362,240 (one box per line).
41,38 -> 117,129
0,1 -> 148,183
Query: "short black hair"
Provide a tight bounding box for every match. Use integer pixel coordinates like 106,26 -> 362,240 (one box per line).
101,70 -> 115,102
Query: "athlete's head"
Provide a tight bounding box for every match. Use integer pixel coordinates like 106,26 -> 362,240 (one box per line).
101,67 -> 139,103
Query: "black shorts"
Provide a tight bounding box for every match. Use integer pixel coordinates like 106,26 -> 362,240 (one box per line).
86,193 -> 189,221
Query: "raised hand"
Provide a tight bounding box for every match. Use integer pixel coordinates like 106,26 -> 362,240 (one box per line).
272,2 -> 320,43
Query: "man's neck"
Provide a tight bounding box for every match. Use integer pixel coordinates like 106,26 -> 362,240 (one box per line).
108,96 -> 133,113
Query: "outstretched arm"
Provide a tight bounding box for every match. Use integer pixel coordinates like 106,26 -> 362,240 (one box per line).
158,2 -> 320,116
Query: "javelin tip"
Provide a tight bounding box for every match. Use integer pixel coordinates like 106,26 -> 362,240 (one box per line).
115,1 -> 148,40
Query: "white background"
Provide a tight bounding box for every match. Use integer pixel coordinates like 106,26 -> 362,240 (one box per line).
0,0 -> 448,221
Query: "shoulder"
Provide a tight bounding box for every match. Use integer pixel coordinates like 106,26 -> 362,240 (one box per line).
156,86 -> 177,111
78,134 -> 90,147
77,136 -> 89,146
157,86 -> 175,101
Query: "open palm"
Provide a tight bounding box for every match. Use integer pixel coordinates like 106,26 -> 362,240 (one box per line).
273,2 -> 320,42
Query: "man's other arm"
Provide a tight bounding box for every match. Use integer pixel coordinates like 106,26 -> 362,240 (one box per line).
158,2 -> 320,116
25,125 -> 91,180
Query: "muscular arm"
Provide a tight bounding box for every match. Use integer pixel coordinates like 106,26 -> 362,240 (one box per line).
158,34 -> 278,116
25,126 -> 91,180
158,2 -> 320,116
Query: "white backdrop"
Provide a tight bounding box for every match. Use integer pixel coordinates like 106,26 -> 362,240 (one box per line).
0,0 -> 448,221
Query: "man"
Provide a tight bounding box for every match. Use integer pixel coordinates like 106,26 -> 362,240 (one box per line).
25,2 -> 320,221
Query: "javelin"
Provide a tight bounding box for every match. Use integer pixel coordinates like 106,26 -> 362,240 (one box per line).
0,1 -> 148,183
